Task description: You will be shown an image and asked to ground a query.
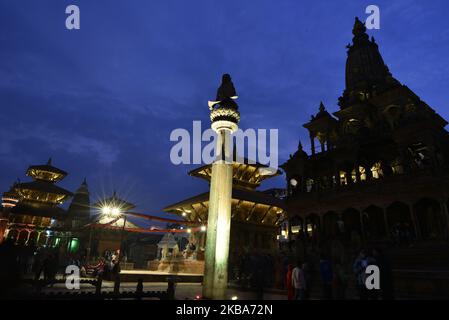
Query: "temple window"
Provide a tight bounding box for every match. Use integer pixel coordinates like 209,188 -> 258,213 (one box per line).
332,175 -> 338,186
339,171 -> 347,185
351,169 -> 357,183
392,160 -> 404,174
291,225 -> 301,234
359,166 -> 367,181
306,223 -> 313,236
371,162 -> 383,179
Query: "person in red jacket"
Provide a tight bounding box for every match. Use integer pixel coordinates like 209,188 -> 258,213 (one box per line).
285,264 -> 295,300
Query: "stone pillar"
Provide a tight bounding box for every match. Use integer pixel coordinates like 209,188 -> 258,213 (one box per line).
355,165 -> 361,183
203,103 -> 239,300
365,165 -> 373,181
409,203 -> 421,241
382,207 -> 390,239
310,134 -> 316,155
439,201 -> 449,240
359,210 -> 365,242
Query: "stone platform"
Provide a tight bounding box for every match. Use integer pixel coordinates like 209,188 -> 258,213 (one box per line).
147,258 -> 204,274
120,270 -> 203,283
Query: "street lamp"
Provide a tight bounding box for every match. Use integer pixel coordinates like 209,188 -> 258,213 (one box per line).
86,205 -> 124,263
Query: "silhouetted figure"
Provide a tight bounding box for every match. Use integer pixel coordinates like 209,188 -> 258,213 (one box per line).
252,253 -> 266,300
333,258 -> 348,300
285,264 -> 295,300
136,278 -> 144,300
372,248 -> 395,300
0,239 -> 21,298
212,74 -> 238,109
319,255 -> 333,300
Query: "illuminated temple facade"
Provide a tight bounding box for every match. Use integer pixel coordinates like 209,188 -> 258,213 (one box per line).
164,160 -> 286,269
0,159 -> 89,252
281,18 -> 449,248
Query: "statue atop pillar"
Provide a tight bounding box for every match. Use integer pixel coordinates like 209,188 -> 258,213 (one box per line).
208,74 -> 240,125
208,74 -> 239,110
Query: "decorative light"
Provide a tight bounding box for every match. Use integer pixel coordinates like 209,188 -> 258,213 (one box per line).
102,206 -> 111,215
231,296 -> 238,300
182,212 -> 187,217
290,178 -> 298,187
187,228 -> 192,233
200,225 -> 207,232
111,207 -> 121,216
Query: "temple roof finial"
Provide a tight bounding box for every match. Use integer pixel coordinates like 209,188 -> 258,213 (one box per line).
353,17 -> 366,36
319,101 -> 326,113
298,139 -> 303,151
47,157 -> 52,165
351,17 -> 369,46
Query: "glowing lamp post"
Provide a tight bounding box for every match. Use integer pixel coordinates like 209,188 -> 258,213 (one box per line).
203,74 -> 240,300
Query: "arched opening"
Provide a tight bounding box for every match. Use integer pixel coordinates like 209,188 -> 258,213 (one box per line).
371,162 -> 383,179
323,211 -> 338,239
290,215 -> 304,236
17,229 -> 29,245
339,171 -> 347,185
28,231 -> 38,246
362,205 -> 386,240
414,198 -> 445,240
342,208 -> 361,235
305,213 -> 320,244
359,166 -> 367,181
7,229 -> 19,242
387,202 -> 414,242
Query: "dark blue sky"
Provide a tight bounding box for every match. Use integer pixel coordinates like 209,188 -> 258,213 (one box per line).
1,0 -> 449,218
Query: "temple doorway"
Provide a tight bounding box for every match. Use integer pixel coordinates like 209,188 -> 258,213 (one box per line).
414,198 -> 445,240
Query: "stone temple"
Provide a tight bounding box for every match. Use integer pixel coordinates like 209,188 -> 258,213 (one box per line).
281,17 -> 449,296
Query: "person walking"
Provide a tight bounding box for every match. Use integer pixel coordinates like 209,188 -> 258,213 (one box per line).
333,259 -> 348,300
319,255 -> 333,300
292,261 -> 306,300
353,249 -> 368,300
285,264 -> 295,300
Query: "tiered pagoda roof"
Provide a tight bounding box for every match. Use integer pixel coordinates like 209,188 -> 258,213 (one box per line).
13,158 -> 72,206
164,159 -> 285,226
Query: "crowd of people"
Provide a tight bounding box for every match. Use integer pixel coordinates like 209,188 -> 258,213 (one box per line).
1,233 -> 396,300
0,238 -> 125,298
284,247 -> 394,300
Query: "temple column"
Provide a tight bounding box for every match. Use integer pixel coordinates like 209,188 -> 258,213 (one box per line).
382,207 -> 390,239
310,134 -> 316,155
345,170 -> 352,186
439,201 -> 449,240
25,230 -> 31,245
409,203 -> 421,241
359,209 -> 366,242
36,231 -> 42,245
365,164 -> 373,181
355,164 -> 361,183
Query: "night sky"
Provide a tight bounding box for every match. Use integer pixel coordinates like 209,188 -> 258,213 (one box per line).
1,1 -> 449,220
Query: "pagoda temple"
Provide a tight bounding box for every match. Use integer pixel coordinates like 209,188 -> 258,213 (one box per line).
164,159 -> 286,275
0,158 -> 74,248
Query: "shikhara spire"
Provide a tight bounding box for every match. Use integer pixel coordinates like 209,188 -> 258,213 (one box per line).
339,17 -> 399,108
